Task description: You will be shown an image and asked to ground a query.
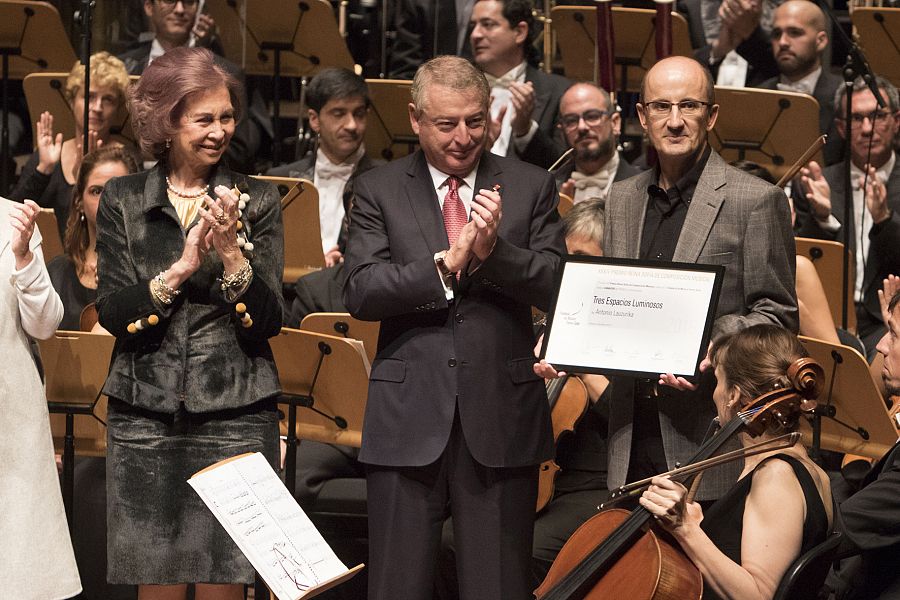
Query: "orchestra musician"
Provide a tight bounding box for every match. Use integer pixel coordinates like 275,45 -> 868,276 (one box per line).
755,0 -> 844,165
470,0 -> 572,169
552,83 -> 642,204
826,289 -> 900,600
343,55 -> 565,600
796,75 -> 900,360
96,47 -> 284,600
10,52 -> 132,245
268,68 -> 382,268
640,323 -> 833,600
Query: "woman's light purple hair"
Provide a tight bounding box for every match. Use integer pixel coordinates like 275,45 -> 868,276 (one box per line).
128,47 -> 243,160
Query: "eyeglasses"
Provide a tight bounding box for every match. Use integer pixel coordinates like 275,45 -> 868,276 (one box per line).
157,0 -> 199,7
842,110 -> 894,126
642,99 -> 711,117
559,110 -> 612,130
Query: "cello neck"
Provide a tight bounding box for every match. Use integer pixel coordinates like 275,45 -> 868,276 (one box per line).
546,374 -> 571,411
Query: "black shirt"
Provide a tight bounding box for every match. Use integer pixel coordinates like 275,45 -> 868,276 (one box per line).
628,146 -> 712,482
47,254 -> 96,331
639,146 -> 711,262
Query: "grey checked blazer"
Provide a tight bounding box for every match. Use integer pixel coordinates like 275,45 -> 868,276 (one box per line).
603,149 -> 798,499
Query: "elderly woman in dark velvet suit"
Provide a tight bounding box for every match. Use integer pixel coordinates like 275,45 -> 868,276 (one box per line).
95,47 -> 284,600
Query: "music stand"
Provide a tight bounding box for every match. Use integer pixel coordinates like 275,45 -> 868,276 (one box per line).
550,6 -> 692,91
0,1 -> 76,193
273,179 -> 326,282
796,237 -> 857,334
269,327 -> 370,497
798,336 -> 896,461
710,87 -> 822,182
204,0 -> 354,163
364,78 -> 417,161
40,330 -> 115,530
23,73 -> 139,148
299,312 -> 380,365
852,7 -> 900,89
253,173 -> 302,198
35,207 -> 62,262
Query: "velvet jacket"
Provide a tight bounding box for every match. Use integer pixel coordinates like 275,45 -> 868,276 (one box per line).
96,163 -> 285,414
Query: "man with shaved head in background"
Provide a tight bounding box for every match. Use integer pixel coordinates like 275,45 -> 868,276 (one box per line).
756,0 -> 844,164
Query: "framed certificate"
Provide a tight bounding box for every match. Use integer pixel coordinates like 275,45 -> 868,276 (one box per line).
539,256 -> 725,378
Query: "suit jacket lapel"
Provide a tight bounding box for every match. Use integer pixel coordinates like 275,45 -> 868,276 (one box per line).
623,170 -> 655,259
673,150 -> 727,263
406,151 -> 449,255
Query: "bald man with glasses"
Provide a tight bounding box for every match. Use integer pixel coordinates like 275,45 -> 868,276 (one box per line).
553,83 -> 641,205
538,56 -> 798,502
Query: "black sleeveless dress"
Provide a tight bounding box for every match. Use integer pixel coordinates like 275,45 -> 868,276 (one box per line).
699,453 -> 830,600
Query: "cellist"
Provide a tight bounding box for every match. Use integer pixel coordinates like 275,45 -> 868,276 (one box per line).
641,324 -> 833,600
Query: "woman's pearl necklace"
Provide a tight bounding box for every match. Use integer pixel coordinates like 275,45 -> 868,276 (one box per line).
166,176 -> 209,199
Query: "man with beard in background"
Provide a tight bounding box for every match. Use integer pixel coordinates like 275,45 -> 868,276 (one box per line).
552,83 -> 642,204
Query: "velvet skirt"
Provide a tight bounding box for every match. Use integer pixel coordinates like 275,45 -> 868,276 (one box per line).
106,397 -> 279,585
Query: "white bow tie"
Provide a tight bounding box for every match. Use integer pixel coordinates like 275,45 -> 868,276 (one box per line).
571,170 -> 612,191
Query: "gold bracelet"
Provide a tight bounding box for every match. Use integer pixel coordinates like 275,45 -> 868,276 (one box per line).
221,258 -> 252,291
150,271 -> 181,305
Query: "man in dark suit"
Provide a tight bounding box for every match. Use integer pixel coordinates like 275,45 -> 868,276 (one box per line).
552,82 -> 642,204
343,55 -> 565,600
470,0 -> 572,168
536,56 -> 797,499
389,0 -> 474,79
119,0 -> 266,172
268,68 -> 381,267
826,290 -> 900,599
796,76 -> 900,359
754,0 -> 844,165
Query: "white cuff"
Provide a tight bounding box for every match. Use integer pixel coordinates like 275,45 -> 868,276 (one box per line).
512,120 -> 539,154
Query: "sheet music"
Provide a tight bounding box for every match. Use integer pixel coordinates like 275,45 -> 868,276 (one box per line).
189,452 -> 356,600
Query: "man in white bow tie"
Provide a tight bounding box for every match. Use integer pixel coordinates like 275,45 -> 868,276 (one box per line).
268,68 -> 382,266
469,0 -> 572,169
553,83 -> 643,205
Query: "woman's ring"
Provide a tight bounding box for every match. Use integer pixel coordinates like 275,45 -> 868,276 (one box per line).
215,211 -> 228,225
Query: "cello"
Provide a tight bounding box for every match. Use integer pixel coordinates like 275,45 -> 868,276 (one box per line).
533,358 -> 824,599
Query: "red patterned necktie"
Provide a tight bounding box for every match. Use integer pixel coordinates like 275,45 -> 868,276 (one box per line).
442,175 -> 468,246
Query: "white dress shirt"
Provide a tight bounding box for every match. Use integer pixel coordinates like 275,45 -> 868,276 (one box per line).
776,66 -> 821,96
485,62 -> 537,156
816,152 -> 896,301
313,145 -> 365,253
